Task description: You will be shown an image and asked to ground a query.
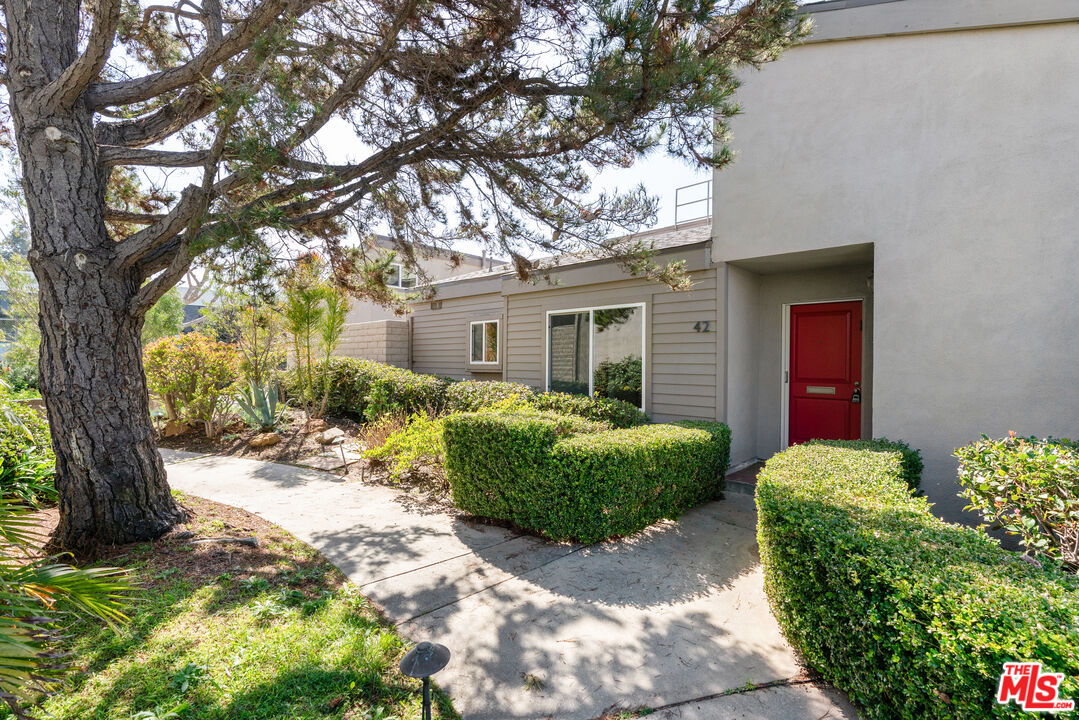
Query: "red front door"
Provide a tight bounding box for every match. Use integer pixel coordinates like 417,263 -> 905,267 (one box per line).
788,301 -> 862,445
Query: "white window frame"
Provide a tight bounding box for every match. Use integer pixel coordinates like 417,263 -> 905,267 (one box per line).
387,262 -> 417,289
544,302 -> 647,411
469,319 -> 500,365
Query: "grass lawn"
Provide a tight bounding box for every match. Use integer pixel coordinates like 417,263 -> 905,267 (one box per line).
22,493 -> 458,720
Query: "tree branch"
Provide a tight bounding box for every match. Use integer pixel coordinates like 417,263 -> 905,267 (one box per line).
36,0 -> 122,112
104,209 -> 168,224
95,88 -> 219,148
84,0 -> 305,109
114,186 -> 205,270
99,146 -> 212,167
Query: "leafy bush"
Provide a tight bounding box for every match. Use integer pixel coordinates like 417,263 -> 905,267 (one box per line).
0,391 -> 51,469
529,391 -> 649,429
444,413 -> 729,542
443,380 -> 534,412
363,412 -> 447,481
0,385 -> 55,505
956,434 -> 1079,570
144,333 -> 240,438
200,288 -> 288,387
756,443 -> 1079,720
285,358 -> 446,421
142,286 -> 184,346
806,437 -> 923,490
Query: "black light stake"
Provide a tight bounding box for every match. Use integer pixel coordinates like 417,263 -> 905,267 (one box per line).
400,641 -> 451,720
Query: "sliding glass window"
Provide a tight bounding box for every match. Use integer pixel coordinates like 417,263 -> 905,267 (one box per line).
547,304 -> 644,409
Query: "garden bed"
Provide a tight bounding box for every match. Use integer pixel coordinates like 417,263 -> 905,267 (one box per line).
155,408 -> 361,464
24,494 -> 458,720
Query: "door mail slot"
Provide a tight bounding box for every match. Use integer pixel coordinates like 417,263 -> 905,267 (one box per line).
806,386 -> 836,395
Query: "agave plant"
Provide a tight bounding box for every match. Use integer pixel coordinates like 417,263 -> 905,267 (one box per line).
0,499 -> 130,717
236,382 -> 288,432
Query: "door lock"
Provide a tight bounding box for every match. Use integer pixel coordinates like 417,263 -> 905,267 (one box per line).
852,381 -> 862,404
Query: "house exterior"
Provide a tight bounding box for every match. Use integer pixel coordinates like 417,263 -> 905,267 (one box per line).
405,0 -> 1079,521
337,235 -> 500,366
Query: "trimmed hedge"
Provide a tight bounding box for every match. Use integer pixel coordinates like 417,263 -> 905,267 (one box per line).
528,391 -> 649,429
805,437 -> 923,490
288,360 -> 650,428
756,443 -> 1079,720
443,412 -> 729,542
442,380 -> 533,412
287,358 -> 446,420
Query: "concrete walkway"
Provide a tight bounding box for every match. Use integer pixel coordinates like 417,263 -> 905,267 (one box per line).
161,450 -> 859,720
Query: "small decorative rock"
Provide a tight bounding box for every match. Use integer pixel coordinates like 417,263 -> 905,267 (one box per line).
250,431 -> 282,448
306,418 -> 329,433
316,427 -> 345,444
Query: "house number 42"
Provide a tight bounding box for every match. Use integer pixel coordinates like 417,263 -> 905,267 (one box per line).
693,321 -> 712,333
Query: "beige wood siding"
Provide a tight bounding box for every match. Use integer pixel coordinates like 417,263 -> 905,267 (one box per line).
505,271 -> 717,420
410,292 -> 504,379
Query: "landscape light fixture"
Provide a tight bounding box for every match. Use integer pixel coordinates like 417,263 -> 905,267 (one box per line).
399,641 -> 451,720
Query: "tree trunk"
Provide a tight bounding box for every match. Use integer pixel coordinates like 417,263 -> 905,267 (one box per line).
5,0 -> 185,556
34,260 -> 186,556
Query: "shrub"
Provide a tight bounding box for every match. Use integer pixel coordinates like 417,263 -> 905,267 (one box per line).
443,380 -> 534,412
363,411 -> 447,481
529,391 -> 649,429
0,391 -> 51,468
756,443 -> 1079,720
144,333 -> 240,438
806,437 -> 923,490
0,387 -> 55,505
443,413 -> 729,542
287,358 -> 446,421
956,434 -> 1079,570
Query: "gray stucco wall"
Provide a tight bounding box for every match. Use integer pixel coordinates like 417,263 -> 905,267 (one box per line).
713,19 -> 1079,518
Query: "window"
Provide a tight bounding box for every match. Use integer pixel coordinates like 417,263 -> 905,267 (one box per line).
470,320 -> 499,364
547,304 -> 644,409
387,263 -> 417,289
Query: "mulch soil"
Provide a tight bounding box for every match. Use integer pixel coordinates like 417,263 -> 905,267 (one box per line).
29,495 -> 337,589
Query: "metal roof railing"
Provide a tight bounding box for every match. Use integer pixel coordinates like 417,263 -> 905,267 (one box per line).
674,179 -> 712,226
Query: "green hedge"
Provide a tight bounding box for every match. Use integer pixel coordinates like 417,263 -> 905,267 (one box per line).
442,380 -> 534,412
444,413 -> 729,542
286,358 -> 447,420
805,437 -> 923,490
528,391 -> 649,429
756,443 -> 1079,720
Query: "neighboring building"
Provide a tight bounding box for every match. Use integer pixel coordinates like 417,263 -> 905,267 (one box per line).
403,0 -> 1079,522
337,235 -> 501,366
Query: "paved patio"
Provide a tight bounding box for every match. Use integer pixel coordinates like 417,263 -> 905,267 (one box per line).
161,450 -> 858,720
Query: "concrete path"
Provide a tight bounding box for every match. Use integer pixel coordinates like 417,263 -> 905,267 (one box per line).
161,450 -> 859,720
